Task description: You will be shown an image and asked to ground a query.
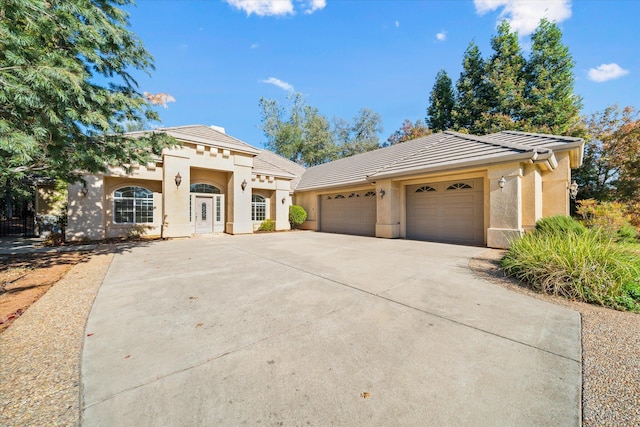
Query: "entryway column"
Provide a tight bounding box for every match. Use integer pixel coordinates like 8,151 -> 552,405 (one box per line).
226,155 -> 253,234
375,179 -> 400,238
162,153 -> 191,238
274,183 -> 291,231
487,165 -> 523,248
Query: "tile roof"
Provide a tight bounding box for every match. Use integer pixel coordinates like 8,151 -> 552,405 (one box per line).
127,125 -> 260,155
296,131 -> 583,191
253,150 -> 306,188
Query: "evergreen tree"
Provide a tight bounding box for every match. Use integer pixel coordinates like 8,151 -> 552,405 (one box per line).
426,70 -> 455,132
0,0 -> 175,182
524,18 -> 582,134
452,41 -> 488,134
480,20 -> 527,132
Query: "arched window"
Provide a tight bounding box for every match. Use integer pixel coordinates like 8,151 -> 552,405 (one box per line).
446,182 -> 472,190
415,186 -> 436,193
252,195 -> 266,221
364,191 -> 376,197
190,183 -> 221,194
113,186 -> 153,224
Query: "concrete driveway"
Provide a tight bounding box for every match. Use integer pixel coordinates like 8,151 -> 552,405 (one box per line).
81,232 -> 581,426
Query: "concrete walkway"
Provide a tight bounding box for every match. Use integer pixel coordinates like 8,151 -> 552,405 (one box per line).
81,232 -> 581,426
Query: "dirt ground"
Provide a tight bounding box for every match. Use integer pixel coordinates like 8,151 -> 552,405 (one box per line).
0,252 -> 87,333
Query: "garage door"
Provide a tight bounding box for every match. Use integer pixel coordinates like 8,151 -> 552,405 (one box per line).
406,178 -> 484,245
320,190 -> 377,236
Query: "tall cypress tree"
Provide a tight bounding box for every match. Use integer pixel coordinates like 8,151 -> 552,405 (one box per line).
452,41 -> 488,134
426,70 -> 455,132
524,18 -> 582,134
480,20 -> 527,132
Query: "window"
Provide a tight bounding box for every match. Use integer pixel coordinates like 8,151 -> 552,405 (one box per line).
446,182 -> 472,190
334,194 -> 345,199
190,183 -> 220,194
415,186 -> 436,193
348,193 -> 359,198
252,195 -> 266,221
114,186 -> 153,224
364,191 -> 376,197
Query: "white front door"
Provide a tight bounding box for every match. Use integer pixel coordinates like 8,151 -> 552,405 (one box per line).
195,197 -> 213,233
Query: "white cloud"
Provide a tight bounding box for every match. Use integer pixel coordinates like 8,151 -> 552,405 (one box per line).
436,31 -> 446,41
473,0 -> 572,35
304,0 -> 326,14
225,0 -> 325,16
262,77 -> 294,91
394,20 -> 400,28
588,63 -> 630,82
251,43 -> 259,49
226,0 -> 294,16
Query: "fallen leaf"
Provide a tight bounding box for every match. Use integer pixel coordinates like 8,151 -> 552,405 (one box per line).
360,392 -> 371,399
124,355 -> 131,359
196,323 -> 203,327
87,333 -> 94,337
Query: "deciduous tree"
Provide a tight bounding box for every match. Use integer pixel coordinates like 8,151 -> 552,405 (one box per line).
387,119 -> 431,145
335,108 -> 384,157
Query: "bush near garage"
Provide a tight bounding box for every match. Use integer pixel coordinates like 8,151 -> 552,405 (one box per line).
257,218 -> 275,232
502,216 -> 640,312
289,205 -> 307,229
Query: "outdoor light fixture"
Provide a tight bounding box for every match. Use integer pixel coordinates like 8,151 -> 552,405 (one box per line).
281,197 -> 286,204
241,179 -> 247,191
498,176 -> 506,191
569,180 -> 579,199
80,185 -> 88,197
380,189 -> 386,199
174,172 -> 182,188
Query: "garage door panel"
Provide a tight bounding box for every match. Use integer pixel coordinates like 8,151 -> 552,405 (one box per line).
320,192 -> 376,237
407,179 -> 484,245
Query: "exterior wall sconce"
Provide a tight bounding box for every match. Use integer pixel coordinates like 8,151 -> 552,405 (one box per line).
498,176 -> 506,191
241,179 -> 247,191
380,189 -> 386,199
569,180 -> 579,199
80,185 -> 88,197
281,197 -> 286,204
174,172 -> 182,188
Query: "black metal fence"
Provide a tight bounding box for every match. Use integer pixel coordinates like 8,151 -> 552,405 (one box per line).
0,213 -> 36,237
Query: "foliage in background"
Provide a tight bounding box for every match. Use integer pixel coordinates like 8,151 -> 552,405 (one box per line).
452,41 -> 489,135
259,93 -> 384,166
534,215 -> 586,236
426,70 -> 455,132
502,217 -> 640,313
575,199 -> 638,244
386,119 -> 432,145
0,0 -> 176,183
573,105 -> 640,203
288,205 -> 307,229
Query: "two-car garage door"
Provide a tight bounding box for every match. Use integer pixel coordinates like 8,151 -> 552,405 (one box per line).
406,178 -> 484,246
320,190 -> 377,236
318,179 -> 484,245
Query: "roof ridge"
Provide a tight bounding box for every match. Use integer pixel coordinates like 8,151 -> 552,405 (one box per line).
499,130 -> 583,142
444,130 -> 550,153
367,133 -> 449,177
256,150 -> 304,174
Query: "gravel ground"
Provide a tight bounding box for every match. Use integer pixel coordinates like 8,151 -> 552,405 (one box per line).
1,246 -> 637,426
0,251 -> 114,427
470,249 -> 640,427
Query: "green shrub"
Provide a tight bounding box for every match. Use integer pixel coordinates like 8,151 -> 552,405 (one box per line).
534,215 -> 586,236
126,224 -> 149,239
258,218 -> 275,232
576,199 -> 631,235
617,223 -> 638,243
501,228 -> 640,312
289,205 -> 307,229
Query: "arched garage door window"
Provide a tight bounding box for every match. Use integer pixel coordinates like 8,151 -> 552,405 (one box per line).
113,186 -> 153,224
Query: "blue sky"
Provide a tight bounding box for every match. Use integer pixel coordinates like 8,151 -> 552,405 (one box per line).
127,0 -> 640,147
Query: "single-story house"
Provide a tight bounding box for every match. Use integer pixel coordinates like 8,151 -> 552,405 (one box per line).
59,125 -> 583,249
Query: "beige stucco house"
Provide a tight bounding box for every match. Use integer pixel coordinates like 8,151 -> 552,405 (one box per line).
62,126 -> 583,249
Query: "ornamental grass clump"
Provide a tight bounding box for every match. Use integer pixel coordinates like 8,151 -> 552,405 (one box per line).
502,224 -> 640,312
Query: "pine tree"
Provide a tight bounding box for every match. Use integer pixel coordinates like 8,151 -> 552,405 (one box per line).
452,41 -> 488,134
0,0 -> 175,182
426,70 -> 455,132
524,19 -> 582,134
480,20 -> 527,133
